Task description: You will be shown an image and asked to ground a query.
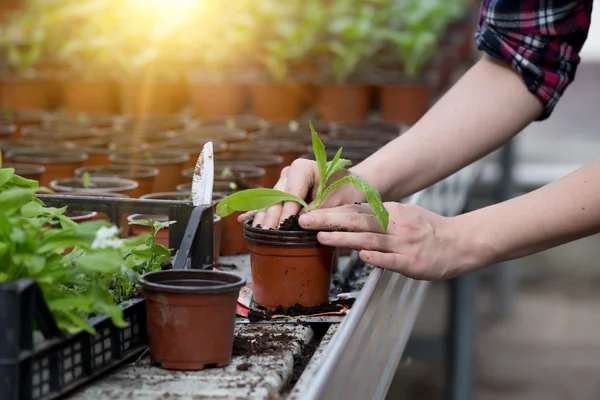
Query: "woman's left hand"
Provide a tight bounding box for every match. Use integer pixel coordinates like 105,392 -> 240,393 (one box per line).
298,202 -> 473,280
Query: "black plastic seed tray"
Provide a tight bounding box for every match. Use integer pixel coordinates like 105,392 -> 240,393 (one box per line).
0,195 -> 214,400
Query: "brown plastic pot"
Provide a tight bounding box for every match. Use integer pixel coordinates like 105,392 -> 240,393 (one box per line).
50,176 -> 139,197
188,82 -> 246,118
0,79 -> 57,111
250,82 -> 307,121
5,149 -> 87,188
0,112 -> 44,137
244,222 -> 335,308
182,164 -> 265,187
215,152 -> 283,188
110,150 -> 189,192
139,269 -> 245,370
378,81 -> 434,125
75,165 -> 158,197
250,120 -> 332,145
0,124 -> 16,140
196,115 -> 266,134
210,190 -> 248,256
318,84 -> 371,124
62,80 -> 119,115
21,125 -> 103,142
119,81 -> 183,117
99,126 -> 180,144
152,138 -> 228,170
228,140 -> 306,172
73,136 -> 150,167
2,163 -> 45,181
177,126 -> 247,144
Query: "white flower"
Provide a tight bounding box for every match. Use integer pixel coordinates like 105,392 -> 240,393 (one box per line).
91,226 -> 124,250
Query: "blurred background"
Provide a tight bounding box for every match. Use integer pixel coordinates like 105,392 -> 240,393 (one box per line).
1,0 -> 599,399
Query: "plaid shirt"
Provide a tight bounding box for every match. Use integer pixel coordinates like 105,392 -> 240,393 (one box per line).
475,0 -> 593,120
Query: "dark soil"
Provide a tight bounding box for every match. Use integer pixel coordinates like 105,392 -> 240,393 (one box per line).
236,363 -> 252,371
232,332 -> 295,356
247,298 -> 355,322
278,214 -> 303,231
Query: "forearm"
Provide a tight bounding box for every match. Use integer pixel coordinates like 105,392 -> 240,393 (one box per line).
455,161 -> 600,273
352,55 -> 544,201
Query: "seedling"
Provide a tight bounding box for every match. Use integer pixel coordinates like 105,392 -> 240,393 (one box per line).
216,122 -> 389,231
81,171 -> 95,188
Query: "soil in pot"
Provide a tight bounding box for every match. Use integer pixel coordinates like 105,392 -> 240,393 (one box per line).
100,126 -> 180,144
188,81 -> 247,118
75,165 -> 158,197
21,125 -> 103,142
119,81 -> 183,117
139,269 -> 246,370
5,148 -> 87,188
318,84 -> 371,124
378,81 -> 434,125
50,176 -> 139,197
151,137 -> 228,170
182,164 -> 266,187
214,152 -> 283,188
63,80 -> 119,115
109,150 -> 189,192
2,163 -> 45,181
0,79 -> 57,111
228,140 -> 306,172
250,82 -> 308,121
177,126 -> 247,145
196,115 -> 267,134
244,216 -> 336,309
73,136 -> 150,167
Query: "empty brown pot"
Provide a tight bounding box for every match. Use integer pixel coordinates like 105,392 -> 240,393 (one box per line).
2,163 -> 45,181
215,153 -> 283,188
250,82 -> 307,121
75,165 -> 158,197
109,150 -> 189,192
63,80 -> 119,115
318,84 -> 371,124
188,82 -> 247,118
139,269 -> 246,370
244,222 -> 335,308
50,176 -> 139,197
5,148 -> 87,188
378,82 -> 433,125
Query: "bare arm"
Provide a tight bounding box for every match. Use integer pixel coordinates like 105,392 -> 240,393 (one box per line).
353,54 -> 544,201
455,161 -> 600,273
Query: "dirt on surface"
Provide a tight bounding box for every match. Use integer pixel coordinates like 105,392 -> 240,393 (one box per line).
246,298 -> 355,323
236,363 -> 252,371
232,332 -> 296,356
278,214 -> 303,231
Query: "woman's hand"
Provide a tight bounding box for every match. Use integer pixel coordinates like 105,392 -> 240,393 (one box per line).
298,202 -> 475,280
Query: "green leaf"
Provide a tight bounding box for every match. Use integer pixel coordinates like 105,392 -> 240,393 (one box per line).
310,121 -> 328,199
22,201 -> 67,218
10,174 -> 39,189
82,172 -> 91,189
0,188 -> 37,215
321,175 -> 389,231
216,188 -> 310,218
0,168 -> 15,187
75,251 -> 124,273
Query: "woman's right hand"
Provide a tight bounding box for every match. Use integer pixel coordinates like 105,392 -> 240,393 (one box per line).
237,158 -> 362,229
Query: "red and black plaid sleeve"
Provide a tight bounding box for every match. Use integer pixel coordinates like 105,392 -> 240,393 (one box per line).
475,0 -> 593,120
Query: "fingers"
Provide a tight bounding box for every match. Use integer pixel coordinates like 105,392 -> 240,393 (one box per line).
238,210 -> 258,223
277,159 -> 316,224
358,251 -> 409,274
317,231 -> 390,251
299,211 -> 383,233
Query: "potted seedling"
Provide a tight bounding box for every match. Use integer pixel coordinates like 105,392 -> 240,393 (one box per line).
317,0 -> 387,124
216,122 -> 389,308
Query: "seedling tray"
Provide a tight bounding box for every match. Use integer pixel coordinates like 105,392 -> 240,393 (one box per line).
0,194 -> 214,400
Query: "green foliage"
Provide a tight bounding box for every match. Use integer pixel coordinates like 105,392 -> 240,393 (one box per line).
216,122 -> 389,231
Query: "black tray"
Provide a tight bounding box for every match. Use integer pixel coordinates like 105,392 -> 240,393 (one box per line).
0,195 -> 213,400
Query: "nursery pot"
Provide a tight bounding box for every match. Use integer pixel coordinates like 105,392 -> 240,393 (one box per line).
109,150 -> 189,192
318,84 -> 371,124
21,125 -> 102,142
74,136 -> 150,166
0,124 -> 16,139
250,82 -> 307,121
228,140 -> 306,172
75,165 -> 158,197
5,148 -> 87,188
244,222 -> 335,308
188,82 -> 247,118
1,112 -> 44,137
50,176 -> 139,197
152,138 -> 228,170
215,153 -> 283,188
139,269 -> 246,370
196,115 -> 266,134
2,163 -> 45,181
182,164 -> 265,187
177,126 -> 247,144
62,80 -> 119,115
378,81 -> 434,125
0,79 -> 57,112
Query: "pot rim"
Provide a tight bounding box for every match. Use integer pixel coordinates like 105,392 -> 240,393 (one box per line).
243,220 -> 322,247
5,149 -> 88,164
3,162 -> 46,175
109,150 -> 190,165
50,176 -> 139,193
138,269 -> 246,295
182,164 -> 266,180
152,138 -> 228,154
75,165 -> 159,179
216,152 -> 283,167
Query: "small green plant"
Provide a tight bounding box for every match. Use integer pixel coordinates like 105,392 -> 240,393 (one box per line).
81,171 -> 93,189
216,122 -> 389,231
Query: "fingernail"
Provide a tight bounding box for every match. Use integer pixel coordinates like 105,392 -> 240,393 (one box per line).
320,232 -> 330,241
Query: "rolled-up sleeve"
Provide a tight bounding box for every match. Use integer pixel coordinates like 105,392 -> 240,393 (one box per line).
475,0 -> 593,120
